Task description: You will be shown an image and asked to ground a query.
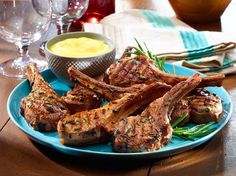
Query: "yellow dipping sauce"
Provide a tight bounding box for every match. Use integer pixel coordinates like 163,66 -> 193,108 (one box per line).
50,37 -> 111,58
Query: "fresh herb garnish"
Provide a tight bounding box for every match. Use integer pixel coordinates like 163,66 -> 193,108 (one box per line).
127,38 -> 166,71
172,113 -> 217,140
171,112 -> 188,128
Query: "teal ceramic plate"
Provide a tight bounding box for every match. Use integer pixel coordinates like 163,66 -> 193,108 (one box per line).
7,64 -> 233,159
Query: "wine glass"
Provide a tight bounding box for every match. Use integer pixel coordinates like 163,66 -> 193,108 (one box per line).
0,0 -> 52,78
52,0 -> 89,34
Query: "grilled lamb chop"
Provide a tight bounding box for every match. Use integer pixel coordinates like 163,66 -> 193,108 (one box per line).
169,88 -> 223,126
113,73 -> 202,152
62,84 -> 102,114
104,54 -> 224,87
20,64 -> 69,131
188,88 -> 223,124
57,82 -> 171,146
68,67 -> 163,101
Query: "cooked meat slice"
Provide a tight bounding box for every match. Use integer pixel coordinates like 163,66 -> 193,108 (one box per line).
20,64 -> 69,131
68,67 -> 162,101
104,56 -> 158,87
113,73 -> 202,153
170,98 -> 190,126
104,54 -> 224,87
188,88 -> 223,124
62,84 -> 102,114
57,82 -> 171,146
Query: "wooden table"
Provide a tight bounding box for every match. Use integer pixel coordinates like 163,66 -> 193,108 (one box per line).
1,1 -> 236,175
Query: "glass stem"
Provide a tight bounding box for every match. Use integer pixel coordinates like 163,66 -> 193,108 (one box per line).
16,44 -> 30,58
56,21 -> 71,34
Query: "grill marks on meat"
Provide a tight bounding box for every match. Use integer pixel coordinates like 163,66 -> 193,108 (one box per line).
62,84 -> 102,114
113,74 -> 202,152
20,64 -> 69,131
104,56 -> 161,87
188,88 -> 223,124
104,55 -> 224,87
57,82 -> 171,146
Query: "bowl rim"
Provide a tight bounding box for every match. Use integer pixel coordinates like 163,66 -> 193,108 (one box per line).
45,31 -> 116,60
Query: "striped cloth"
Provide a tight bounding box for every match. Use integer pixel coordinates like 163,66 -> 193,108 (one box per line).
84,9 -> 236,74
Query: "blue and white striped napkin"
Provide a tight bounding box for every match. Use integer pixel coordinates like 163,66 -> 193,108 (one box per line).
84,9 -> 236,74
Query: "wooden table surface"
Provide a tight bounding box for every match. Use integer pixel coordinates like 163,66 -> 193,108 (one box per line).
1,1 -> 236,176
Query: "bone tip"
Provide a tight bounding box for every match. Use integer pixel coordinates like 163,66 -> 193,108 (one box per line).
26,63 -> 39,76
67,66 -> 77,75
191,73 -> 202,83
193,73 -> 201,79
27,63 -> 38,71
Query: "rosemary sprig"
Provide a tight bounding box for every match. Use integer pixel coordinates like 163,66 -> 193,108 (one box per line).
172,120 -> 217,141
171,112 -> 188,128
130,38 -> 166,71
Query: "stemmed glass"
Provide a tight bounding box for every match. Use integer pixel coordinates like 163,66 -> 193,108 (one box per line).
0,0 -> 52,78
52,0 -> 89,34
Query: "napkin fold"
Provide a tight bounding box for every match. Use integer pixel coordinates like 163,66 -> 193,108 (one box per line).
84,9 -> 236,74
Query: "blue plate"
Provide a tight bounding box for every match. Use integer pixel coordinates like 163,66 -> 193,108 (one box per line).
7,64 -> 233,159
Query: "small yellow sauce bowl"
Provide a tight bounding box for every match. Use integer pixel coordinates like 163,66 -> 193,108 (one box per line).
45,32 -> 116,81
